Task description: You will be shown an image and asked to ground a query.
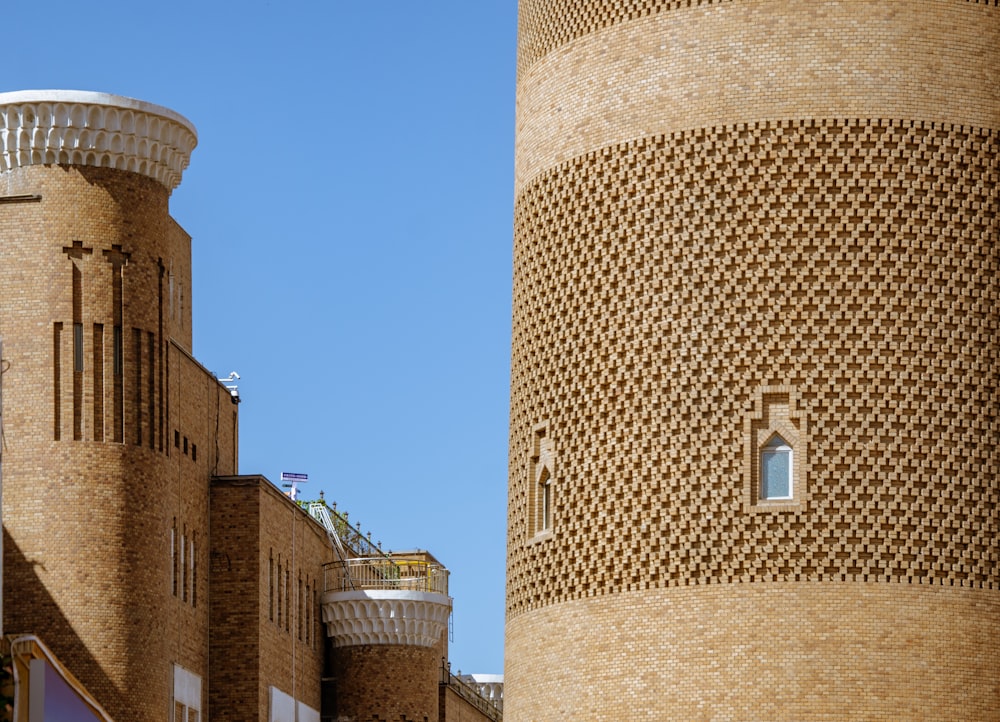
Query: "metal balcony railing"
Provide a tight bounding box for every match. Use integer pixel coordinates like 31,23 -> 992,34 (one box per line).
323,558 -> 449,596
440,660 -> 503,722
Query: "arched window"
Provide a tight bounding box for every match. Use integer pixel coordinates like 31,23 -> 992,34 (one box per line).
760,434 -> 792,500
529,422 -> 555,538
538,466 -> 552,532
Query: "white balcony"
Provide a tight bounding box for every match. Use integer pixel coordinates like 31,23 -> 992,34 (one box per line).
321,557 -> 451,647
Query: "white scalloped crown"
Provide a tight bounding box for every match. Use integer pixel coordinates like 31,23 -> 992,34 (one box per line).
321,590 -> 453,648
0,90 -> 197,193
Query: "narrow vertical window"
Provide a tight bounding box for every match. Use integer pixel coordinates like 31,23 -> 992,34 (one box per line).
93,324 -> 104,441
62,241 -> 92,442
171,519 -> 177,597
113,324 -> 123,442
746,388 -> 806,509
190,532 -> 197,607
285,568 -> 290,632
540,468 -> 552,531
103,245 -> 128,444
73,321 -> 83,440
760,435 -> 792,500
180,527 -> 187,602
277,559 -> 282,627
147,331 -> 155,449
133,328 -> 142,445
305,579 -> 311,646
298,575 -> 304,640
73,323 -> 84,372
53,323 -> 62,440
269,551 -> 275,621
157,261 -> 165,452
529,423 -> 555,537
71,256 -> 85,440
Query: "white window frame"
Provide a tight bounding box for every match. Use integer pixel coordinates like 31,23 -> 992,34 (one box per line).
172,664 -> 201,722
760,435 -> 793,501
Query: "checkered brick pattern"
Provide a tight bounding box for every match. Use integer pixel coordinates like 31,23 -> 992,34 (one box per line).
507,118 -> 1000,618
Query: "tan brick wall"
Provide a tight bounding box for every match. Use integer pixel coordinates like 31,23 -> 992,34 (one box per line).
1,164 -> 237,721
440,685 -> 498,722
208,480 -> 262,722
504,584 -> 1000,721
507,0 -> 1000,718
257,481 -> 332,720
210,476 -> 334,722
330,643 -> 440,722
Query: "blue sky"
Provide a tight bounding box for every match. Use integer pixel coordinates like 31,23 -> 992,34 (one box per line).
6,1 -> 516,673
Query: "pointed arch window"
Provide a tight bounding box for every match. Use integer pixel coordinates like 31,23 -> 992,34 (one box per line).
760,434 -> 792,500
529,422 -> 555,540
745,387 -> 807,510
538,465 -> 552,532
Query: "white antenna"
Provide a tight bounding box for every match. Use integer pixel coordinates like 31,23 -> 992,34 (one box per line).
216,371 -> 241,403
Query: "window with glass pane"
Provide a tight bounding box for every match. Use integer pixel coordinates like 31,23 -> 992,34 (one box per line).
761,436 -> 792,499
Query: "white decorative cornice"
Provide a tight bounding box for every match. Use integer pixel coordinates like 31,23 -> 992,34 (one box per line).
0,90 -> 197,193
321,589 -> 452,647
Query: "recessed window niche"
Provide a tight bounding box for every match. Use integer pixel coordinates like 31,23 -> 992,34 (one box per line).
745,387 -> 807,511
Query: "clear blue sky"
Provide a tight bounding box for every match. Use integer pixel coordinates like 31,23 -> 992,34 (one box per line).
7,1 -> 516,673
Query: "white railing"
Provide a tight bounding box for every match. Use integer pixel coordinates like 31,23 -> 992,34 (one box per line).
324,558 -> 449,596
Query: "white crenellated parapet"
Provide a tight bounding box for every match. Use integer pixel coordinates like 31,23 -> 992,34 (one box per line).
321,589 -> 452,647
467,674 -> 504,711
0,90 -> 197,193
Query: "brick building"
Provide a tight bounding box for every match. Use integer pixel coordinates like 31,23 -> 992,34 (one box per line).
0,89 -> 501,722
505,1 -> 999,720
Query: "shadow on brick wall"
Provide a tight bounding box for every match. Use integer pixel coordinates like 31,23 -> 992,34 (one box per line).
2,527 -> 116,714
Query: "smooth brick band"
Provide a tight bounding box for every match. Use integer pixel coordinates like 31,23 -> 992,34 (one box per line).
514,0 -> 1000,191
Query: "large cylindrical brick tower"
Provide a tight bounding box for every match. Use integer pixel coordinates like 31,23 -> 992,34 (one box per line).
1,90 -> 238,721
505,2 -> 1000,719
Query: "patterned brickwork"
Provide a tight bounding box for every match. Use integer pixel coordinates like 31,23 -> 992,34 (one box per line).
517,0 -> 1000,79
507,117 -> 1000,618
507,2 -> 1000,712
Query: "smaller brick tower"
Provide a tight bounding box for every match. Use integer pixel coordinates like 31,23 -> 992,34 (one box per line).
0,90 -> 238,721
322,550 -> 452,721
